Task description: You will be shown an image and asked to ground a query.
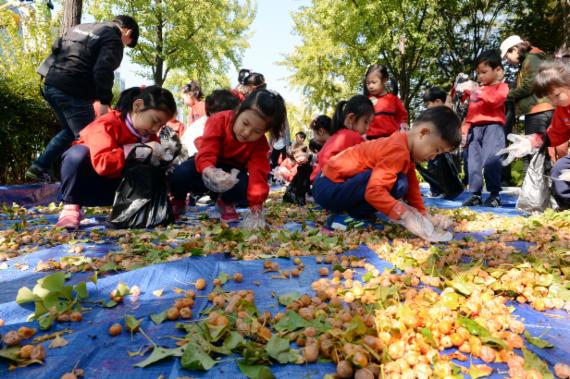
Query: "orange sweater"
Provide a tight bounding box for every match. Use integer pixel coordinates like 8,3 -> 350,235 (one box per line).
322,132 -> 425,219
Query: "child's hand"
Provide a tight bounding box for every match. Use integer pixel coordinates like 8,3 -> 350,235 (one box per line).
396,204 -> 452,242
145,141 -> 164,166
399,123 -> 409,132
202,167 -> 240,193
241,205 -> 266,229
427,213 -> 452,229
496,133 -> 542,166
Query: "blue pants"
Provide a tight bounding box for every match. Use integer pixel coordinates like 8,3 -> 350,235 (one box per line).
34,85 -> 95,171
552,154 -> 570,205
60,145 -> 121,206
467,124 -> 505,195
170,157 -> 249,205
312,170 -> 408,219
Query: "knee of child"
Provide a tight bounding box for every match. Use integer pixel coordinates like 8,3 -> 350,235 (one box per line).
65,145 -> 90,164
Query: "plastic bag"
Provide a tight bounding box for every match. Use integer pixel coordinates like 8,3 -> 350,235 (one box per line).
107,145 -> 174,229
416,153 -> 464,200
516,150 -> 558,213
158,126 -> 182,165
283,163 -> 312,206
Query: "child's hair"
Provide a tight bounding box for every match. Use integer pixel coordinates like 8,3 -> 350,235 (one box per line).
331,95 -> 374,134
113,15 -> 139,48
238,69 -> 251,84
309,115 -> 333,134
415,106 -> 461,149
507,40 -> 533,63
422,87 -> 447,103
234,89 -> 287,140
289,144 -> 309,163
534,46 -> 570,97
308,138 -> 322,153
116,86 -> 177,120
205,89 -> 240,116
182,80 -> 204,100
476,50 -> 503,69
295,131 -> 307,140
242,72 -> 267,90
363,64 -> 398,96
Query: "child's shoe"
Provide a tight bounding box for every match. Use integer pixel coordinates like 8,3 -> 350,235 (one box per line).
56,204 -> 81,229
462,194 -> 482,206
25,164 -> 53,183
483,194 -> 502,208
216,199 -> 239,222
171,199 -> 186,220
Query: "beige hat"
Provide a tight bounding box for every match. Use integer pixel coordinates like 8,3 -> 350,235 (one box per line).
500,35 -> 524,58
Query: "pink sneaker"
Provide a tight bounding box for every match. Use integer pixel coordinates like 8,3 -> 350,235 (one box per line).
171,199 -> 186,220
56,204 -> 81,230
215,200 -> 239,222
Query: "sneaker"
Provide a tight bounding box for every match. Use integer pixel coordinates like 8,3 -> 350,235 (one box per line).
25,164 -> 52,183
483,195 -> 502,208
462,194 -> 482,207
171,199 -> 186,220
215,200 -> 239,222
56,204 -> 81,229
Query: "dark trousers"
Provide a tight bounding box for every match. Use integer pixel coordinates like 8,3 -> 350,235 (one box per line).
35,85 -> 96,171
467,124 -> 505,195
312,170 -> 408,219
552,155 -> 570,206
170,157 -> 249,205
427,159 -> 441,195
523,110 -> 554,174
60,145 -> 121,206
270,147 -> 287,169
283,163 -> 312,205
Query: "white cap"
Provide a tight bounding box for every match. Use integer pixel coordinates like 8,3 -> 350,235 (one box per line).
500,35 -> 523,58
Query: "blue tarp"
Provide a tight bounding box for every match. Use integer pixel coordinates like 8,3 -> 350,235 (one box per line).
0,187 -> 568,378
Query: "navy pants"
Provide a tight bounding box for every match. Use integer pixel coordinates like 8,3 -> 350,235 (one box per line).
35,85 -> 96,171
552,155 -> 570,206
60,145 -> 121,206
312,170 -> 408,219
467,124 -> 505,195
170,157 -> 249,205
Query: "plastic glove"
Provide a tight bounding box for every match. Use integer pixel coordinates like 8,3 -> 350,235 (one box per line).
427,213 -> 453,229
399,123 -> 410,132
241,205 -> 266,229
455,80 -> 478,94
145,141 -> 164,166
496,133 -> 540,166
396,205 -> 452,242
557,169 -> 570,182
271,166 -> 290,183
202,167 -> 240,193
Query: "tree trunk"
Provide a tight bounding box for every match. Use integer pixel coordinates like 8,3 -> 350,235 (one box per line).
563,0 -> 570,46
153,0 -> 165,86
61,0 -> 82,36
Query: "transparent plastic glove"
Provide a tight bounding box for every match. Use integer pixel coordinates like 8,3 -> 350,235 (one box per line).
241,205 -> 266,229
558,169 -> 570,182
145,141 -> 164,166
399,123 -> 410,132
427,213 -> 453,229
496,133 -> 538,166
271,166 -> 289,183
396,205 -> 453,242
202,167 -> 240,193
455,80 -> 478,94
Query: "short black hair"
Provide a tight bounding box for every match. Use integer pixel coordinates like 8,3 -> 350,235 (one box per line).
308,138 -> 322,153
422,87 -> 447,103
234,89 -> 287,140
476,50 -> 503,69
113,15 -> 139,48
205,89 -> 239,116
415,106 -> 461,149
295,131 -> 307,140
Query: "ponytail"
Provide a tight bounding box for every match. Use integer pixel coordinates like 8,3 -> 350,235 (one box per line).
117,85 -> 177,120
331,95 -> 374,134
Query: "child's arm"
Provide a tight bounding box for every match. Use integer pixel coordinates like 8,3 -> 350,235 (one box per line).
472,83 -> 509,106
404,164 -> 426,214
82,123 -> 125,179
246,140 -> 271,208
195,114 -> 225,173
394,96 -> 409,125
364,160 -> 408,219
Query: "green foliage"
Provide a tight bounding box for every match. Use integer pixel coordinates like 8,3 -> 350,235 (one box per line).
88,0 -> 255,88
0,5 -> 59,184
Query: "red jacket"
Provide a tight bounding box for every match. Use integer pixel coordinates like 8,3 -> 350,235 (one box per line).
76,110 -> 158,178
310,129 -> 364,181
546,105 -> 570,147
165,119 -> 186,138
367,93 -> 408,138
465,82 -> 509,126
188,101 -> 206,126
279,158 -> 298,182
322,132 -> 425,220
195,110 -> 270,207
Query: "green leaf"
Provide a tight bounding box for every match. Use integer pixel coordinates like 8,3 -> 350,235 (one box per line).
38,312 -> 54,330
16,287 -> 34,304
362,271 -> 374,283
103,300 -> 118,308
99,262 -> 118,273
181,343 -> 216,371
344,314 -> 367,342
277,292 -> 301,307
0,347 -> 23,363
265,335 -> 300,364
421,327 -> 437,347
150,311 -> 167,325
116,282 -> 130,297
90,272 -> 98,285
125,315 -> 142,332
524,331 -> 554,349
522,347 -> 554,379
134,346 -> 183,368
238,361 -> 275,379
457,317 -> 507,350
274,311 -> 308,333
223,331 -> 245,351
216,271 -> 229,285
440,292 -> 463,310
38,272 -> 66,292
449,276 -> 477,296
469,364 -> 494,378
206,321 -> 229,343
75,282 -> 88,299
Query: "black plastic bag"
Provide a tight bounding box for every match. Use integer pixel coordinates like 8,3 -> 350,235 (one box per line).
107,145 -> 174,229
283,163 -> 312,206
416,153 -> 464,200
516,149 -> 558,213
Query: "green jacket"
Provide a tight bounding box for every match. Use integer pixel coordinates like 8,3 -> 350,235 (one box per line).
508,49 -> 552,115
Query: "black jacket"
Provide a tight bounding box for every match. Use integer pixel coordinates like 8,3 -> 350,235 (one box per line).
40,22 -> 124,105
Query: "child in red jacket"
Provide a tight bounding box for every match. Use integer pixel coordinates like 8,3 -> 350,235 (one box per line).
313,106 -> 461,241
458,51 -> 509,207
364,64 -> 408,139
310,95 -> 374,182
170,89 -> 286,227
56,86 -> 177,229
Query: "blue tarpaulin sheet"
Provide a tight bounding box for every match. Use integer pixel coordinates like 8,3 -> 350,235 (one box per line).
0,186 -> 568,378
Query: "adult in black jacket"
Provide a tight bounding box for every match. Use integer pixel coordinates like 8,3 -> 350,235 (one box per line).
26,15 -> 139,182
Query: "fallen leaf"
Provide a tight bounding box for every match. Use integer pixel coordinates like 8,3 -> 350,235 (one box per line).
48,335 -> 68,349
152,289 -> 164,297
